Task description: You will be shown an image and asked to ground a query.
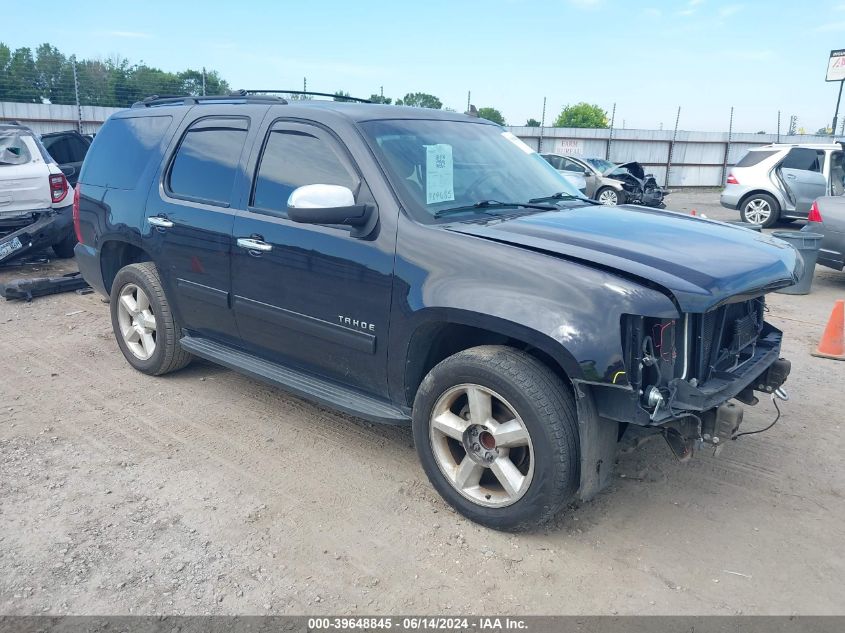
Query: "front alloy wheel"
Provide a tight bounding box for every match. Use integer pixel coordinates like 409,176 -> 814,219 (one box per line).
412,346 -> 580,531
430,384 -> 534,507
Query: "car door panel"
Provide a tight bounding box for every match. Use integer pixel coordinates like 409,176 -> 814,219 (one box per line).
231,120 -> 394,397
144,109 -> 264,344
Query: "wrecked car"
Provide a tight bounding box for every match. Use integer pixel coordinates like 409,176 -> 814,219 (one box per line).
1,123 -> 76,264
565,155 -> 666,208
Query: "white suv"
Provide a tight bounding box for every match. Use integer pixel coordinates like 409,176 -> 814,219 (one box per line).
720,142 -> 844,227
1,123 -> 76,263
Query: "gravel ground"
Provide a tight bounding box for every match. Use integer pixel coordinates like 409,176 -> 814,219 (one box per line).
1,193 -> 844,616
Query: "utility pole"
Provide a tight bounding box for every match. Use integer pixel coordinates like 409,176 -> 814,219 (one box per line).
466,91 -> 471,113
777,110 -> 781,143
538,96 -> 546,153
71,56 -> 82,134
303,77 -> 307,92
201,67 -> 206,96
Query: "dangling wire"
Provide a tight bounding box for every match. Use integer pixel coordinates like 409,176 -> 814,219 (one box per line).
732,394 -> 781,440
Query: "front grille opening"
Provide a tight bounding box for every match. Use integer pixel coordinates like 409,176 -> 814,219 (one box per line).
696,298 -> 764,382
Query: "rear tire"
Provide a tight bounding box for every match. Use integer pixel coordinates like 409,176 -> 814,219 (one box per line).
52,231 -> 77,259
110,262 -> 192,376
740,193 -> 780,228
596,186 -> 625,206
412,345 -> 579,531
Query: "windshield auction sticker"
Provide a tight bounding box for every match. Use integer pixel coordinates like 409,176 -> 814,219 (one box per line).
425,144 -> 455,204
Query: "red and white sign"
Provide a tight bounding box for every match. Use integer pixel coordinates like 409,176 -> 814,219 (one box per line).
826,49 -> 845,82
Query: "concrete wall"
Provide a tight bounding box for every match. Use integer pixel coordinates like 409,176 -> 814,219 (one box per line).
507,126 -> 838,187
0,101 -> 123,135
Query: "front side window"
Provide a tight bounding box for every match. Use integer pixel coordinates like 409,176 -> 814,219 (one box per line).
360,120 -> 582,222
168,117 -> 248,206
251,125 -> 356,214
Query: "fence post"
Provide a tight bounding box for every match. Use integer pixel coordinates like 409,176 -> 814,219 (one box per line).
665,106 -> 681,188
202,67 -> 206,96
606,102 -> 616,160
721,106 -> 734,185
776,110 -> 781,143
71,56 -> 82,134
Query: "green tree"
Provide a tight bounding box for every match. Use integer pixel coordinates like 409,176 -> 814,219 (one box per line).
816,126 -> 833,136
333,90 -> 352,101
34,43 -> 73,104
554,102 -> 608,128
526,118 -> 541,127
477,107 -> 505,125
1,46 -> 40,103
368,93 -> 392,104
396,92 -> 442,109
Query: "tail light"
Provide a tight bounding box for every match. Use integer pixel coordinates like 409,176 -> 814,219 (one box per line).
726,173 -> 739,185
72,184 -> 83,244
808,200 -> 823,223
49,173 -> 69,203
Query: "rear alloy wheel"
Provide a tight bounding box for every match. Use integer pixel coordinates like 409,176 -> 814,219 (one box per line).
597,187 -> 624,206
110,262 -> 192,376
413,346 -> 579,531
740,193 -> 780,228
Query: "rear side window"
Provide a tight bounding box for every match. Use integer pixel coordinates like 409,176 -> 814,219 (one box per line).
81,116 -> 172,189
251,125 -> 356,214
0,130 -> 32,166
780,148 -> 822,172
168,117 -> 249,206
735,150 -> 778,167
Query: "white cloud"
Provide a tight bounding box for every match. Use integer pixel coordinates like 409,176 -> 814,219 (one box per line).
816,20 -> 845,31
678,0 -> 704,15
719,4 -> 743,17
105,30 -> 153,39
566,0 -> 602,8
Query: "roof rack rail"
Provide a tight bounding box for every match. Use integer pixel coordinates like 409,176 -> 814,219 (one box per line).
131,92 -> 288,109
239,89 -> 371,103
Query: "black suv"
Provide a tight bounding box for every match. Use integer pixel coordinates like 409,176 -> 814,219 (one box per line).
74,95 -> 796,530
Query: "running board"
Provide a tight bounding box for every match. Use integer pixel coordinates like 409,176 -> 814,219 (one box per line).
179,335 -> 410,425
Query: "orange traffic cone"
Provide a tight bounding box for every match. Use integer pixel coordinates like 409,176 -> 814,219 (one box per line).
812,300 -> 845,361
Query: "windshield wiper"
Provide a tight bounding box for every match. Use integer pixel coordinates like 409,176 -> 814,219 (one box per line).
434,199 -> 557,219
529,192 -> 597,205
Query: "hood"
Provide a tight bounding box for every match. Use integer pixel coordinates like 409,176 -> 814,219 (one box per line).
604,161 -> 645,180
446,205 -> 800,313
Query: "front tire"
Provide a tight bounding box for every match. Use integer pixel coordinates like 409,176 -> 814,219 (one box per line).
740,193 -> 780,227
596,186 -> 625,206
412,346 -> 579,531
110,262 -> 192,376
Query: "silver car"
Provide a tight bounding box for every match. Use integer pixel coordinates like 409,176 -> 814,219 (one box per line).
805,195 -> 845,271
539,153 -> 587,193
721,143 -> 844,227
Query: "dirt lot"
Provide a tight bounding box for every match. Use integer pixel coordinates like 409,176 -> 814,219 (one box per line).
1,194 -> 844,615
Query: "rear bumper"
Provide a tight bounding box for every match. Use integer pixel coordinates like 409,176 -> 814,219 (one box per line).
719,185 -> 748,210
0,205 -> 73,264
74,242 -> 108,297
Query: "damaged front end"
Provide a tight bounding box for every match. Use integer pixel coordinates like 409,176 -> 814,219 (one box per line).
607,161 -> 666,208
599,297 -> 791,459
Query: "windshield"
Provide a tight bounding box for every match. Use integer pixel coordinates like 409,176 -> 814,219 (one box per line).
584,158 -> 615,173
360,119 -> 583,221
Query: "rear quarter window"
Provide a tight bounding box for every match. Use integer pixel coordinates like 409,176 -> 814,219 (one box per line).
80,115 -> 172,189
735,150 -> 779,168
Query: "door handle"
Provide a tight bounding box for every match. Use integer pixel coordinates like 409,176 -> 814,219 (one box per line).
148,215 -> 174,228
785,174 -> 797,180
236,238 -> 273,252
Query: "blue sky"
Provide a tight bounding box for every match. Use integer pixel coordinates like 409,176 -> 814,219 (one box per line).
4,0 -> 844,133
